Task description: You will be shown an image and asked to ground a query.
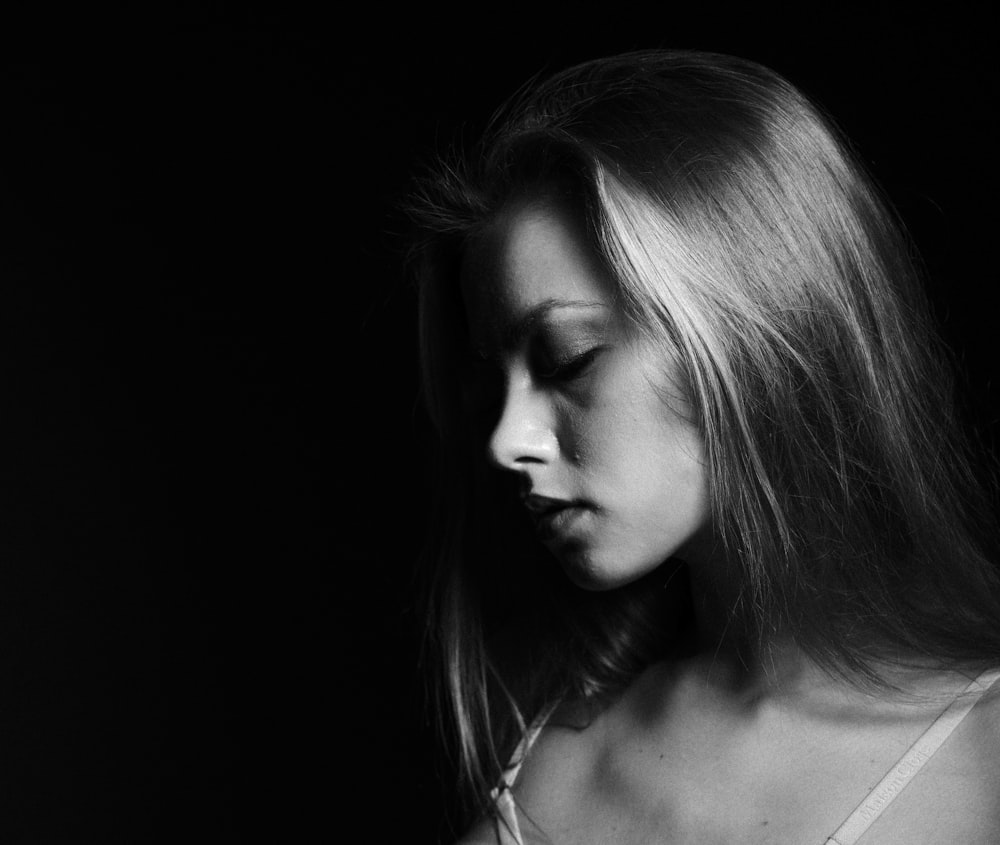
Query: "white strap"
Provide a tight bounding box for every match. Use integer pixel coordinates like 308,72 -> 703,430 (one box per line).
825,666 -> 1000,845
490,701 -> 561,845
502,701 -> 560,790
491,788 -> 524,845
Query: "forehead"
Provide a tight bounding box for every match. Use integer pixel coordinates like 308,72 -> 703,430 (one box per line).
460,196 -> 616,345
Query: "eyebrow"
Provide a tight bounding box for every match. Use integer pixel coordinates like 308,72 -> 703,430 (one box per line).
500,299 -> 611,350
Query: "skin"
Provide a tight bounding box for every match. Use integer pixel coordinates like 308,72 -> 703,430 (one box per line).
456,193 -> 1000,844
460,192 -> 710,591
458,657 -> 1000,845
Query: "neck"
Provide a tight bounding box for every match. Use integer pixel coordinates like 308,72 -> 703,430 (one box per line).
677,535 -> 748,654
672,537 -> 977,705
677,538 -> 844,699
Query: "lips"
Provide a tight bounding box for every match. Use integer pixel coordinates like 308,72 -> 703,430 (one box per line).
522,493 -> 573,515
522,494 -> 588,541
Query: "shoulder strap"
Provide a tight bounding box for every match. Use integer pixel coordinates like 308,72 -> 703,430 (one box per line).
502,700 -> 561,790
489,701 -> 562,845
824,666 -> 1000,845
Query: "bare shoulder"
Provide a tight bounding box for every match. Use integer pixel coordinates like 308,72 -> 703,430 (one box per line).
975,669 -> 1000,723
512,697 -> 605,802
874,672 -> 1000,843
450,693 -> 634,845
952,670 -> 1000,773
497,696 -> 615,844
509,666 -> 675,841
451,695 -> 627,845
964,679 -> 1000,827
964,674 -> 1000,781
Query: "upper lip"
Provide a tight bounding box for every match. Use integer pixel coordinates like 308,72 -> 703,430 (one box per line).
522,494 -> 577,516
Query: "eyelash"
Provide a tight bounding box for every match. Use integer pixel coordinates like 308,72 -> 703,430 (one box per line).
537,347 -> 602,382
460,347 -> 603,410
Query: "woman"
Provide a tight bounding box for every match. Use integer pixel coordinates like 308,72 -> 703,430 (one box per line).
408,50 -> 1000,843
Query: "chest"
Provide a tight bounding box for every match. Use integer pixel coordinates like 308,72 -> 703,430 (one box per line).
515,699 -> 1000,845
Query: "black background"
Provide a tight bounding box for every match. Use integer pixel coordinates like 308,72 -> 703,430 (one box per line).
0,6 -> 997,843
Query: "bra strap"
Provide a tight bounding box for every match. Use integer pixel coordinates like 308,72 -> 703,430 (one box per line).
502,700 -> 561,790
824,666 -> 1000,845
490,700 -> 562,845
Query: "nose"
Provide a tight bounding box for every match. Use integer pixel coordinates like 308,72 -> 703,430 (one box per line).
486,375 -> 558,472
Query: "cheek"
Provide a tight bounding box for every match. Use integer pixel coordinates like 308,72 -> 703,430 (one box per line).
554,352 -> 705,495
599,378 -> 706,511
552,393 -> 621,470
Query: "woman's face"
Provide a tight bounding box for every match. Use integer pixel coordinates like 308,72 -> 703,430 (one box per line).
460,193 -> 710,589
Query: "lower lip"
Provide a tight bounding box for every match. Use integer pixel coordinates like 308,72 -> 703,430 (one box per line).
533,505 -> 588,541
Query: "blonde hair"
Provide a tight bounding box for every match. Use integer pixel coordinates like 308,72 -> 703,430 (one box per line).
408,50 -> 1000,822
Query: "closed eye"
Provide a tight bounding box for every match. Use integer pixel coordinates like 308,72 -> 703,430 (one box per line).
537,347 -> 603,382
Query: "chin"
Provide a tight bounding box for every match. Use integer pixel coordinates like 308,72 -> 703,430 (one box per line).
556,547 -> 667,592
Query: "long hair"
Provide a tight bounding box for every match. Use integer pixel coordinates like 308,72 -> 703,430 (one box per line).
407,50 -> 1000,821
